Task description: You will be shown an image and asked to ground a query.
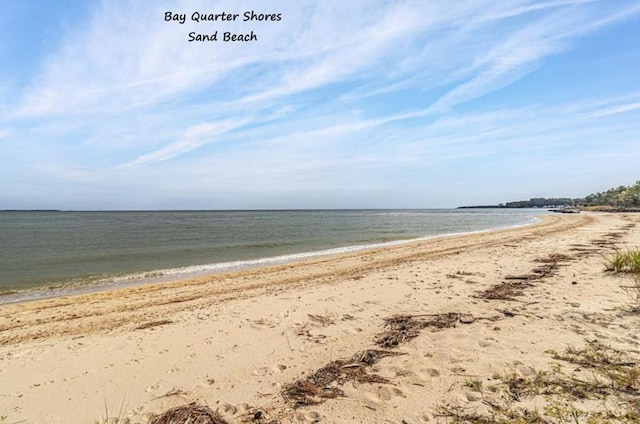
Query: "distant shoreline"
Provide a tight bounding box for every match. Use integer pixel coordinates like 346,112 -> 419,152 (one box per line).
0,209 -> 62,212
459,205 -> 640,212
457,205 -> 506,209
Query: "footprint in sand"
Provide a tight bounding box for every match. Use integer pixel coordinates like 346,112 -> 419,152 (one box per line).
252,366 -> 271,376
421,367 -> 440,377
462,389 -> 483,402
221,402 -> 238,415
516,364 -> 537,377
364,385 -> 406,403
292,410 -> 322,423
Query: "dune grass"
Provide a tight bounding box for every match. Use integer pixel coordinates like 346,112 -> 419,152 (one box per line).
605,249 -> 640,273
605,248 -> 640,312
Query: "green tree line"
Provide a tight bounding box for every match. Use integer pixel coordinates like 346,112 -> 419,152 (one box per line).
459,180 -> 640,209
583,180 -> 640,208
504,198 -> 580,208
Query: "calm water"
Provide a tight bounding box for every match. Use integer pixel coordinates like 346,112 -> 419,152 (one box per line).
0,209 -> 545,303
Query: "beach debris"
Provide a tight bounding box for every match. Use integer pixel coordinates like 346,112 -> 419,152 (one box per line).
569,246 -> 603,258
151,387 -> 187,400
281,349 -> 404,407
458,313 -> 476,324
293,322 -> 311,337
446,271 -> 484,279
375,315 -> 426,348
136,319 -> 173,330
534,253 -> 572,263
504,274 -> 532,281
476,281 -> 532,301
477,253 -> 573,301
592,231 -> 627,248
375,313 -> 475,348
307,313 -> 335,327
504,263 -> 558,281
251,313 -> 476,417
148,403 -> 228,424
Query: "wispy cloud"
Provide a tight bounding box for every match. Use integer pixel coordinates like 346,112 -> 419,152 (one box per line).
119,118 -> 251,168
585,101 -> 640,118
476,0 -> 599,23
2,0 -> 640,208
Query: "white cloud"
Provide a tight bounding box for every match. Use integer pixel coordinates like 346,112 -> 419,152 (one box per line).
118,118 -> 250,168
476,0 -> 598,23
585,101 -> 640,118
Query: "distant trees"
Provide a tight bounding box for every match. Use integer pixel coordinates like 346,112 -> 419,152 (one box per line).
583,181 -> 640,208
501,180 -> 640,209
504,198 -> 579,208
459,180 -> 640,209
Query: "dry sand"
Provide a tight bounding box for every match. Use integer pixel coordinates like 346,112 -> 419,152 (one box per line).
1,212 -> 639,423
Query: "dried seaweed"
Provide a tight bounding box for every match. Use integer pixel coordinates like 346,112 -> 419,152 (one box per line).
307,313 -> 335,327
475,281 -> 532,301
504,263 -> 558,281
477,253 -> 571,301
148,403 -> 228,424
136,319 -> 173,330
534,253 -> 572,263
530,263 -> 558,278
593,239 -> 618,247
281,349 -> 403,407
374,315 -> 425,348
374,313 -> 474,348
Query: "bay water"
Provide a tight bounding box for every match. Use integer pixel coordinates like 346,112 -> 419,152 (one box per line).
0,209 -> 544,303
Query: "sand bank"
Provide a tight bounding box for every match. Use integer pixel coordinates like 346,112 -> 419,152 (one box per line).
1,212 -> 639,423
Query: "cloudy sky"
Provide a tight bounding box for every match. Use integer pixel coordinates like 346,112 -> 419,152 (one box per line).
1,0 -> 639,210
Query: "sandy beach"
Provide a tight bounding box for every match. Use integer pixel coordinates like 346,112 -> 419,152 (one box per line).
1,212 -> 639,423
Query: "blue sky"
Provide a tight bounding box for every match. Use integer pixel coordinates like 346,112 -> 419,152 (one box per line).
1,0 -> 639,210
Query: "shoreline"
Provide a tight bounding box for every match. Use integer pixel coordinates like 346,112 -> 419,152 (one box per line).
0,213 -> 542,306
1,212 -> 639,423
0,214 -> 560,328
